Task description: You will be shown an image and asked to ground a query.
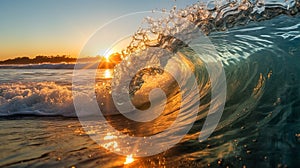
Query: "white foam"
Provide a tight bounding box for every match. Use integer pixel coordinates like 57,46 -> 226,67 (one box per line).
0,82 -> 75,116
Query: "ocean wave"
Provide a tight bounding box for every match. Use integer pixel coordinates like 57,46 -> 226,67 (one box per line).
117,0 -> 299,58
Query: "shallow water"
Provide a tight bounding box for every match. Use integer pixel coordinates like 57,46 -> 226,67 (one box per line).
1,1 -> 300,168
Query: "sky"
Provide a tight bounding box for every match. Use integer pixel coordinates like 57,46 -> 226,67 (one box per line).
0,0 -> 198,60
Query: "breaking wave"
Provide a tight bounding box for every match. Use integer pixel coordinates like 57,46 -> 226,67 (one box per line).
0,82 -> 75,117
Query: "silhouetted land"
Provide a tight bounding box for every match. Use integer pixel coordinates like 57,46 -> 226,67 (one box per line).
0,54 -> 123,69
0,55 -> 76,64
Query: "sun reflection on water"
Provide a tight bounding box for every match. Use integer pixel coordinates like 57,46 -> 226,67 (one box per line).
104,133 -> 117,140
104,69 -> 112,78
124,154 -> 135,165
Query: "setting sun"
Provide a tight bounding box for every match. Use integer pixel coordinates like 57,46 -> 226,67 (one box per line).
103,49 -> 114,61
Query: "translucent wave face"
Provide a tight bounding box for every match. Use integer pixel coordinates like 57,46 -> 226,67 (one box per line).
73,8 -> 227,157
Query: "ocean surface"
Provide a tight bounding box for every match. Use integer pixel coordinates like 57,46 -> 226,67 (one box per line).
1,1 -> 300,167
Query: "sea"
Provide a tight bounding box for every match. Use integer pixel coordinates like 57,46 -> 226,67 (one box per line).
0,1 -> 300,167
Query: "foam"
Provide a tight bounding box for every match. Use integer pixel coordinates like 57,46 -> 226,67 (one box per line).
0,82 -> 75,116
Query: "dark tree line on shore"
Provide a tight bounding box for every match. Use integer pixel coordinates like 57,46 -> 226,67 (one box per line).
0,55 -> 77,64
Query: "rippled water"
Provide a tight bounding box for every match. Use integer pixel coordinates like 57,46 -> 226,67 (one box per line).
1,0 -> 300,167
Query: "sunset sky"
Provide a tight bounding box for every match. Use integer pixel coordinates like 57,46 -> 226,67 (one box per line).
0,0 -> 197,60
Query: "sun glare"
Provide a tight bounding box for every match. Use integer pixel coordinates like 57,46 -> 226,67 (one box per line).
124,154 -> 135,165
104,69 -> 112,78
103,49 -> 114,61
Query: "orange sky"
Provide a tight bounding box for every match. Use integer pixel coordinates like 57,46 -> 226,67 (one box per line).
0,0 -> 196,61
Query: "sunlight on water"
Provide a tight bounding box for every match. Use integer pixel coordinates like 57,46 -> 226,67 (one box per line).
104,69 -> 112,78
103,133 -> 117,140
124,154 -> 135,165
103,133 -> 120,152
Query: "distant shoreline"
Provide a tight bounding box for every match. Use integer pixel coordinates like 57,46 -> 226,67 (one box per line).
0,55 -> 77,65
0,55 -> 122,69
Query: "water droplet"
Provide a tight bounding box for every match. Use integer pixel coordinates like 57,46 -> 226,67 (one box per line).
218,159 -> 223,165
207,1 -> 216,11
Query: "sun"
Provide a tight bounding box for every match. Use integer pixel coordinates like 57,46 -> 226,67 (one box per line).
103,48 -> 114,61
